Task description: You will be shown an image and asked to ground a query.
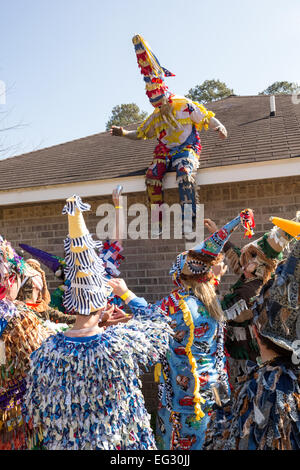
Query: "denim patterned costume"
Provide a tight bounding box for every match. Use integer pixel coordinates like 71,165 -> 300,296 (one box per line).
128,291 -> 229,450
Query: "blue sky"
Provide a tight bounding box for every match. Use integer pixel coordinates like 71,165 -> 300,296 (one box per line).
0,0 -> 299,158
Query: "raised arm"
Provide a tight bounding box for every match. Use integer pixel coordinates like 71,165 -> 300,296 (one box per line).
108,278 -> 148,311
110,111 -> 156,141
107,278 -> 172,367
112,185 -> 125,244
108,278 -> 167,315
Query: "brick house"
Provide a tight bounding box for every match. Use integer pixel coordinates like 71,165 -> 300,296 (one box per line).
0,94 -> 299,411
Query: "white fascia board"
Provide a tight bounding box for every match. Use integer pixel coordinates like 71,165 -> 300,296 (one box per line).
0,157 -> 299,207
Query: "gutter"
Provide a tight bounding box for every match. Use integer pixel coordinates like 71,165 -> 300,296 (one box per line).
0,157 -> 299,206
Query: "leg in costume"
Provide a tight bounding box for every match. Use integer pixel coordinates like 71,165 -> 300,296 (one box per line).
172,149 -> 200,225
145,142 -> 170,207
156,407 -> 211,450
146,142 -> 170,227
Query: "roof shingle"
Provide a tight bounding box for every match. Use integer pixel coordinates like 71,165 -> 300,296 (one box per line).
0,95 -> 299,191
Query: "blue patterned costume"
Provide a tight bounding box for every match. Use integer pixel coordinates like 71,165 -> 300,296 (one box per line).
204,358 -> 300,450
23,305 -> 171,450
128,290 -> 230,450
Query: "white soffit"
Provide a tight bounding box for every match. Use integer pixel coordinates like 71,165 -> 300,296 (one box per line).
0,157 -> 299,206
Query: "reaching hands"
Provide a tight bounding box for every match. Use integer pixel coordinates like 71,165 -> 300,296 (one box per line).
100,303 -> 114,324
100,304 -> 133,329
211,261 -> 228,278
217,125 -> 227,140
108,278 -> 136,304
108,278 -> 129,298
204,218 -> 218,234
112,185 -> 123,207
102,278 -> 135,328
110,126 -> 124,137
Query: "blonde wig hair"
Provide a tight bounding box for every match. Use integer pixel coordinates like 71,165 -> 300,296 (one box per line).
179,276 -> 225,322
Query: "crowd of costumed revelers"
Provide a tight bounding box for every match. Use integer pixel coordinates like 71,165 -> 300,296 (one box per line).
0,33 -> 300,451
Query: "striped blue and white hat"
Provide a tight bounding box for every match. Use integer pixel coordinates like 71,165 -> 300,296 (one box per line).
62,195 -> 109,315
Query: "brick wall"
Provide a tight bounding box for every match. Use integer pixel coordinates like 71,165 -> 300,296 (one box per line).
0,174 -> 299,412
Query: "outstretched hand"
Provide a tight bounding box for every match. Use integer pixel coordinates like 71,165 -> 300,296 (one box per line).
204,218 -> 218,234
211,261 -> 228,278
99,303 -> 114,324
107,278 -> 128,298
100,304 -> 133,328
110,126 -> 124,137
217,126 -> 227,140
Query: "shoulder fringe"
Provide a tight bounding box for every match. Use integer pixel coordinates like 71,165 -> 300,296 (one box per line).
224,298 -> 249,321
205,360 -> 300,450
0,301 -> 51,386
137,102 -> 215,140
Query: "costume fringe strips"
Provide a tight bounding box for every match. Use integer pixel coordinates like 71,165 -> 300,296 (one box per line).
0,299 -> 52,449
204,359 -> 300,450
23,307 -> 172,450
179,294 -> 205,419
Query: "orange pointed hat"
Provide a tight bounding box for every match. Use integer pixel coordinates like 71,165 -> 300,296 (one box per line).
270,216 -> 300,240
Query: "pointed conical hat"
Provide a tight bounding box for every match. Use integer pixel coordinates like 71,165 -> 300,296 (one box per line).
189,209 -> 255,258
170,209 -> 255,283
62,195 -> 109,315
270,217 -> 300,240
132,34 -> 175,108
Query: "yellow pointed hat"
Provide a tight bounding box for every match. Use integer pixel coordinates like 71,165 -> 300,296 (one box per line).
62,195 -> 108,315
270,216 -> 300,240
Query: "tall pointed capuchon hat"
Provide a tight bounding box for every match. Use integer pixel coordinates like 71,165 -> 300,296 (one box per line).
132,34 -> 175,108
270,216 -> 300,240
19,244 -> 65,277
190,209 -> 255,259
170,209 -> 255,286
62,195 -> 108,315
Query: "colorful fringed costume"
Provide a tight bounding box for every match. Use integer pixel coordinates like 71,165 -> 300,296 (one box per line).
24,307 -> 171,450
204,233 -> 300,450
20,240 -> 125,314
0,237 -> 53,450
139,98 -> 212,224
222,215 -> 296,385
19,243 -> 68,315
16,255 -> 74,330
126,209 -> 255,450
23,195 -> 172,450
128,290 -> 229,450
204,357 -> 300,450
112,34 -> 227,226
